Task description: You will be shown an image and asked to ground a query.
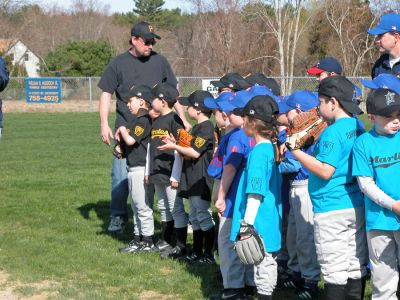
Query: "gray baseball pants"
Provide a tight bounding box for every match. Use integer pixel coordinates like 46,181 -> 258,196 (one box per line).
367,229 -> 400,300
286,180 -> 320,283
218,217 -> 254,289
127,166 -> 154,237
154,184 -> 188,228
314,207 -> 368,285
254,252 -> 278,296
188,196 -> 214,231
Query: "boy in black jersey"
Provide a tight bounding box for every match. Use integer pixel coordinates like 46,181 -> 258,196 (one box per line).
159,90 -> 216,264
149,83 -> 189,258
116,85 -> 155,253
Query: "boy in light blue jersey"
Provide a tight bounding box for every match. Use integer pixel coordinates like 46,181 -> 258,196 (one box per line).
352,88 -> 400,300
230,95 -> 282,300
205,90 -> 256,299
289,76 -> 368,300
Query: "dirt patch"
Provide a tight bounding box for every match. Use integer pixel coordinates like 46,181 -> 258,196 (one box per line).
3,99 -> 117,113
0,271 -> 60,300
138,290 -> 176,300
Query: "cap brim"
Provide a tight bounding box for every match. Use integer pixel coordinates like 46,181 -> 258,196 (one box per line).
372,104 -> 400,117
368,27 -> 388,35
307,67 -> 325,75
340,100 -> 363,115
278,101 -> 292,114
218,101 -> 236,113
204,97 -> 220,109
210,80 -> 224,88
178,96 -> 190,106
361,79 -> 379,89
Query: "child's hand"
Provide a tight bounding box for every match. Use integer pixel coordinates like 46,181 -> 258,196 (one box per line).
158,134 -> 177,151
170,181 -> 179,189
144,176 -> 149,184
115,127 -> 122,142
392,201 -> 400,216
215,198 -> 226,217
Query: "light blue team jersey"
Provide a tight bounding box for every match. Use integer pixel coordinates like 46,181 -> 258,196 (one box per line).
352,129 -> 400,231
230,141 -> 282,252
308,117 -> 364,213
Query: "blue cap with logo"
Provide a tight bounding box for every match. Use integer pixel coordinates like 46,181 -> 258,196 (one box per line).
368,13 -> 400,35
278,90 -> 319,113
361,74 -> 400,95
204,92 -> 235,110
218,90 -> 255,113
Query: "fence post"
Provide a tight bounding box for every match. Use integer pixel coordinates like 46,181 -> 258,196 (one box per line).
89,77 -> 92,111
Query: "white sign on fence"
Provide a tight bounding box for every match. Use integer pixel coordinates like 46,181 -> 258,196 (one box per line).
202,79 -> 219,98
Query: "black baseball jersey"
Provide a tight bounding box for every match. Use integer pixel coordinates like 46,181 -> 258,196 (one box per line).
178,120 -> 215,200
125,110 -> 152,168
98,50 -> 177,128
149,111 -> 184,184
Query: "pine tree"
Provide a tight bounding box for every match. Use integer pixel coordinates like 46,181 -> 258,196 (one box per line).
133,0 -> 165,20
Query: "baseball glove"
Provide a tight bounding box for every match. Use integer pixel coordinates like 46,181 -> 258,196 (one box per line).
235,221 -> 265,265
177,129 -> 193,148
286,107 -> 327,150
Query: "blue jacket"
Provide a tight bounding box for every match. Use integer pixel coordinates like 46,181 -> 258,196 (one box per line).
371,54 -> 400,79
0,57 -> 9,128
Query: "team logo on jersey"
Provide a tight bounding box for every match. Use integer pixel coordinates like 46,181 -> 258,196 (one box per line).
151,129 -> 169,139
135,125 -> 144,136
194,136 -> 206,148
322,141 -> 334,154
148,25 -> 154,32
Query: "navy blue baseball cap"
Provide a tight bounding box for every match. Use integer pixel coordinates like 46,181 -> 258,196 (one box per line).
178,90 -> 213,113
152,82 -> 179,103
318,76 -> 363,115
210,73 -> 250,91
367,88 -> 400,117
368,13 -> 400,35
127,85 -> 153,103
361,74 -> 400,95
279,90 -> 319,113
244,73 -> 281,96
204,92 -> 235,110
307,57 -> 342,75
233,95 -> 279,123
131,21 -> 161,39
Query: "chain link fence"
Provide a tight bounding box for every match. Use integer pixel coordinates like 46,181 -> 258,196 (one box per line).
3,76 -> 370,112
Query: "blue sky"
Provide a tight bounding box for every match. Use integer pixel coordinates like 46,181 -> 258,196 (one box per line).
31,0 -> 193,13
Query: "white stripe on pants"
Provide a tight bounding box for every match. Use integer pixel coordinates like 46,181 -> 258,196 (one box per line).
367,229 -> 400,300
254,252 -> 277,296
128,167 -> 154,236
286,180 -> 320,283
154,184 -> 188,228
314,207 -> 368,285
188,196 -> 214,231
218,217 -> 254,289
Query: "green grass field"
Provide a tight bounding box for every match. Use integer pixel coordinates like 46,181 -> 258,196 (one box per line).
0,113 -> 372,299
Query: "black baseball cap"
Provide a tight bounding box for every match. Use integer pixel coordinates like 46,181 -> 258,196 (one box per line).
367,88 -> 400,117
245,73 -> 281,96
307,57 -> 342,75
126,85 -> 154,103
179,90 -> 213,113
318,76 -> 363,115
233,95 -> 279,123
131,21 -> 161,40
210,73 -> 250,91
151,83 -> 179,103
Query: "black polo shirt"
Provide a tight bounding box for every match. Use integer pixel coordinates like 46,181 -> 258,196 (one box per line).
371,54 -> 400,79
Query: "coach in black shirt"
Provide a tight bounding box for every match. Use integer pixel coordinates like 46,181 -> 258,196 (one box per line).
98,21 -> 188,233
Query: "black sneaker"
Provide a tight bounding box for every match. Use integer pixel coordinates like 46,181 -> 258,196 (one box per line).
135,241 -> 157,253
160,245 -> 186,259
277,275 -> 304,290
184,252 -> 202,263
119,239 -> 141,253
155,239 -> 171,252
222,288 -> 246,300
294,286 -> 318,300
198,254 -> 216,265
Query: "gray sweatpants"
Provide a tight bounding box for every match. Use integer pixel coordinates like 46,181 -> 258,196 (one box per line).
154,184 -> 188,228
254,252 -> 278,296
314,207 -> 368,285
219,217 -> 254,289
188,196 -> 214,231
128,167 -> 154,237
286,180 -> 320,283
367,229 -> 400,300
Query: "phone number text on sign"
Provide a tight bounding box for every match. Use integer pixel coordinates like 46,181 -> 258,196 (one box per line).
25,78 -> 62,103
